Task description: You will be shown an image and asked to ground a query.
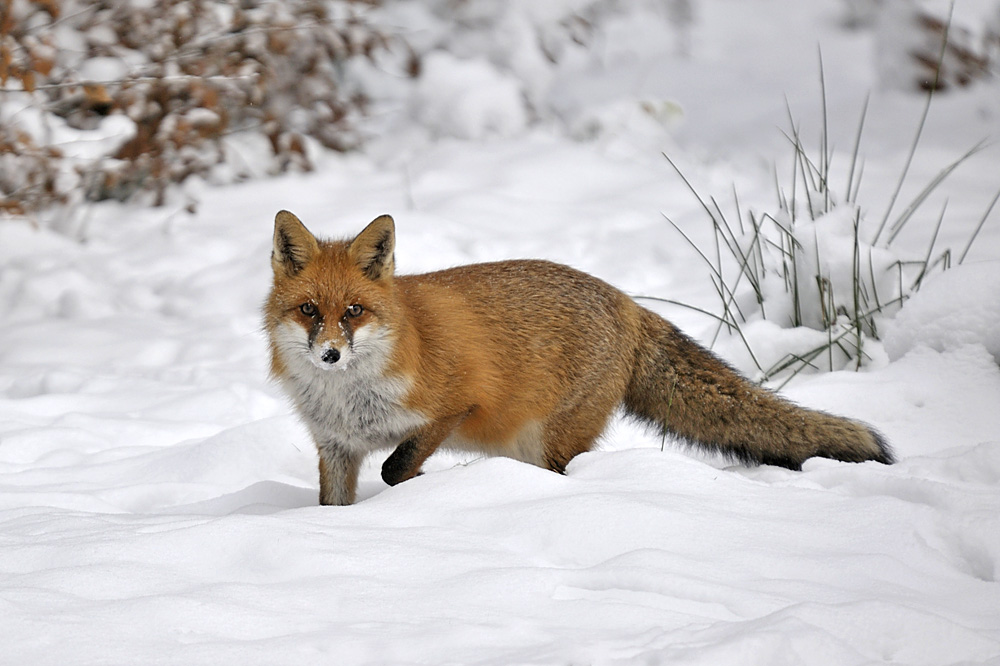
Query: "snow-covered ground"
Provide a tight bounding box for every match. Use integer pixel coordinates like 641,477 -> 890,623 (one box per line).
2,0 -> 1000,663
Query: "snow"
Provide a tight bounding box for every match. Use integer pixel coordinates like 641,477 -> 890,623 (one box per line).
883,261 -> 1000,364
77,56 -> 130,83
3,0 -> 1000,664
413,52 -> 529,140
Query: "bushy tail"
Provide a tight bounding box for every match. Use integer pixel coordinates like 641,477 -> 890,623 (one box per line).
623,308 -> 893,470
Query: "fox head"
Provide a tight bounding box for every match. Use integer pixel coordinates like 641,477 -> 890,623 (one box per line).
264,210 -> 397,375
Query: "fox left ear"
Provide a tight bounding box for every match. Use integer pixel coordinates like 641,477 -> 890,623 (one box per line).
349,215 -> 395,281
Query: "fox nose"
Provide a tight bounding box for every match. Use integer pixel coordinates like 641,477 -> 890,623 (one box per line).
322,348 -> 341,364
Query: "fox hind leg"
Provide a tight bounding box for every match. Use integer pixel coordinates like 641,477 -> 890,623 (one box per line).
541,403 -> 616,474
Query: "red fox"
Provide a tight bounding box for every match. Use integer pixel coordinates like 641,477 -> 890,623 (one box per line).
264,211 -> 893,505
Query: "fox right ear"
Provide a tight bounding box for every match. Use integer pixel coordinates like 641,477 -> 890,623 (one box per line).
348,214 -> 395,281
272,210 -> 319,275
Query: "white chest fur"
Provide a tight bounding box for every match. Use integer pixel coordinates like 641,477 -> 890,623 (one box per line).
287,367 -> 426,453
273,323 -> 427,453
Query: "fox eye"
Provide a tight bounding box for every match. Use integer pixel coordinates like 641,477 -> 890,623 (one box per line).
346,304 -> 363,317
299,302 -> 318,317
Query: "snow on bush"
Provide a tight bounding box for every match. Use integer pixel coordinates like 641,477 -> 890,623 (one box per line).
702,202 -> 905,381
0,0 -> 415,212
753,206 -> 899,335
413,52 -> 527,140
1,0 -> 697,215
371,0 -> 687,143
859,0 -> 996,91
418,0 -> 686,114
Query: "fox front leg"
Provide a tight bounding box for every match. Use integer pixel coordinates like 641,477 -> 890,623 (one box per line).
317,444 -> 363,506
381,412 -> 470,487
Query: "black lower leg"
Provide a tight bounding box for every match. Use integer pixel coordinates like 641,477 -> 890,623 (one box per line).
381,438 -> 421,486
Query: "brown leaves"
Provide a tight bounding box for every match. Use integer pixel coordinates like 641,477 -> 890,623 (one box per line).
2,0 -> 416,214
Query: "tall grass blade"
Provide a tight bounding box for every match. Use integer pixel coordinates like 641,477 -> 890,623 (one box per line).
661,214 -> 747,327
873,0 -> 954,245
768,327 -> 859,389
852,208 -> 864,369
886,140 -> 988,245
850,158 -> 866,206
662,152 -> 719,223
958,183 -> 1000,264
710,196 -> 762,297
710,219 -> 768,344
633,295 -> 731,326
818,47 -> 831,214
845,93 -> 870,203
732,185 -> 746,236
866,248 -> 882,335
911,199 -> 947,291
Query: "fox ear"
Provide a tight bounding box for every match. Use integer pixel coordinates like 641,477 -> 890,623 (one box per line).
348,215 -> 395,281
272,210 -> 319,275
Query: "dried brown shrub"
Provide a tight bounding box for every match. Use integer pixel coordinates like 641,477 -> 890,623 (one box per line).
1,0 -> 415,211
